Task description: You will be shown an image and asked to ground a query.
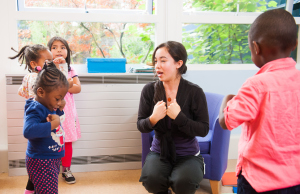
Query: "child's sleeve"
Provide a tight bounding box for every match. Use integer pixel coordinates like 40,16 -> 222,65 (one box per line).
56,109 -> 65,123
70,66 -> 78,78
58,63 -> 68,79
18,74 -> 36,99
224,80 -> 260,130
23,107 -> 52,139
18,74 -> 30,99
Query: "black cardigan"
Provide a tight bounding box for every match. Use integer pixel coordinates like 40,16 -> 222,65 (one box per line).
137,78 -> 209,163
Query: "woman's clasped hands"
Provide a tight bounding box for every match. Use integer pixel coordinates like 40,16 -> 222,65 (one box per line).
150,99 -> 181,126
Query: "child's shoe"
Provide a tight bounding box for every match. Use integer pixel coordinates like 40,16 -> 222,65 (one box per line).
24,189 -> 35,194
62,169 -> 76,184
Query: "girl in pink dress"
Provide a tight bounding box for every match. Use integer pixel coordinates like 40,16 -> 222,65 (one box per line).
48,37 -> 81,184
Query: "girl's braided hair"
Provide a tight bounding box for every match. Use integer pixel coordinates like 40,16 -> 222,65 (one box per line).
33,62 -> 69,94
9,44 -> 49,73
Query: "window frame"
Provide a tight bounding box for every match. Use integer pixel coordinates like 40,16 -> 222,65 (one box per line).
177,0 -> 300,65
18,0 -> 154,15
8,0 -> 300,73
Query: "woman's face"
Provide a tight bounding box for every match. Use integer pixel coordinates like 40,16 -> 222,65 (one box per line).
154,47 -> 181,82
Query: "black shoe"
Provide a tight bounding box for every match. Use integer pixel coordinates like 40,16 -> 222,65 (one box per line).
156,190 -> 171,194
62,169 -> 76,184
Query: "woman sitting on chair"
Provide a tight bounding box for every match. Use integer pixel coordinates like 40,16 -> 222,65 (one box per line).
137,41 -> 209,194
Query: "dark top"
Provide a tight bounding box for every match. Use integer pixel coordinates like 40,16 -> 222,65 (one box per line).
137,78 -> 209,163
23,98 -> 65,159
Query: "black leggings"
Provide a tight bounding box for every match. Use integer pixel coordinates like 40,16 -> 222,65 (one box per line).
26,178 -> 34,190
139,151 -> 204,194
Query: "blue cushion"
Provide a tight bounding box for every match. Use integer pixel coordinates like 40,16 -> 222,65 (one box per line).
196,128 -> 213,154
197,137 -> 211,154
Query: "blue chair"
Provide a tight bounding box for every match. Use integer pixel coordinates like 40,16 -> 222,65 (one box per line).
141,92 -> 231,194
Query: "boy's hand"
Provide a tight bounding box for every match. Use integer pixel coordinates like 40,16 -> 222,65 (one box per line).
59,99 -> 66,111
53,57 -> 66,66
68,78 -> 73,89
47,114 -> 60,130
167,99 -> 181,120
219,94 -> 236,130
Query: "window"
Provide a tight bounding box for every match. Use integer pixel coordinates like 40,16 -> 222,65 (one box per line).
183,0 -> 286,12
18,21 -> 155,64
19,0 -> 154,14
181,0 -> 298,64
183,24 -> 251,64
16,0 -> 157,65
12,0 -> 300,67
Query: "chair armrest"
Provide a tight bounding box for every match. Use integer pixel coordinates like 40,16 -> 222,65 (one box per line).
209,118 -> 231,180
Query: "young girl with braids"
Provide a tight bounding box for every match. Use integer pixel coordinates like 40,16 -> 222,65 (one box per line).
9,44 -> 53,194
9,45 -> 69,193
23,63 -> 69,194
9,44 -> 53,99
48,37 -> 81,184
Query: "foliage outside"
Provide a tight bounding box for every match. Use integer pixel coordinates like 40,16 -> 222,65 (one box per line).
182,0 -> 282,64
25,0 -> 147,10
20,0 -> 154,64
183,0 -> 284,12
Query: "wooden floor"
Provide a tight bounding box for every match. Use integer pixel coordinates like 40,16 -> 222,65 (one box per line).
0,160 -> 237,194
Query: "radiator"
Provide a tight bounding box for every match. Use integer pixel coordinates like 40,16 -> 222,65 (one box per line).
6,74 -> 156,176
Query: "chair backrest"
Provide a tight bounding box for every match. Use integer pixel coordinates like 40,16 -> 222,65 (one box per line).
204,92 -> 224,131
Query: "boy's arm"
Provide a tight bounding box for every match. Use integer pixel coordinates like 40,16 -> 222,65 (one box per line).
219,95 -> 235,129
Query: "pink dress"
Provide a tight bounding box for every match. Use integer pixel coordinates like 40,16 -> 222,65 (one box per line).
62,66 -> 81,142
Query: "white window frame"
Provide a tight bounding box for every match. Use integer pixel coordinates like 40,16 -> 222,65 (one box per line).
8,0 -> 300,72
18,0 -> 154,15
168,0 -> 300,66
9,0 -> 164,73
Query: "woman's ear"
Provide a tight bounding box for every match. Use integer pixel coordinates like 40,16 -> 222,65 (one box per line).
176,60 -> 183,69
36,87 -> 45,98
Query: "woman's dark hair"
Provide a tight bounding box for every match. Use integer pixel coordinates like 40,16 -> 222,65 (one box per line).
47,36 -> 72,72
152,41 -> 188,104
152,41 -> 188,75
33,62 -> 69,94
8,44 -> 48,73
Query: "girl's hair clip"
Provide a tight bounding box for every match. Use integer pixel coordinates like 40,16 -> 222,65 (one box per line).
34,66 -> 42,72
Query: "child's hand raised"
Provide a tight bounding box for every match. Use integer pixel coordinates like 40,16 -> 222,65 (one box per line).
53,57 -> 66,66
68,78 -> 73,89
47,114 -> 60,130
167,99 -> 181,120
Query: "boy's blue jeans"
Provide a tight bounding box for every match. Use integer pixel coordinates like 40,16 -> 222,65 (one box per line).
238,171 -> 300,194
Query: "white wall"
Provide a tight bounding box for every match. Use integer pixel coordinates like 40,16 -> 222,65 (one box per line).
0,0 -> 10,173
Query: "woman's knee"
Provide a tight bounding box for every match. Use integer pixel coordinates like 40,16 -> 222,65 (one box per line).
171,176 -> 200,194
140,154 -> 171,193
141,173 -> 169,193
